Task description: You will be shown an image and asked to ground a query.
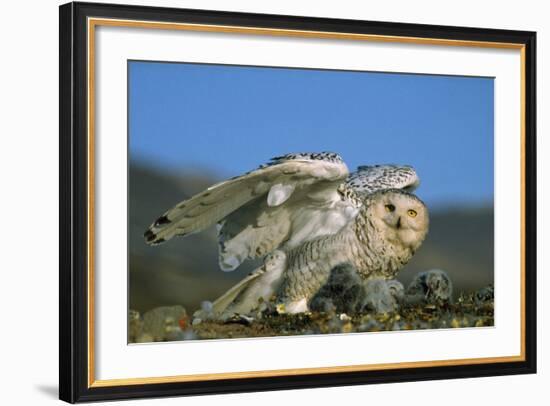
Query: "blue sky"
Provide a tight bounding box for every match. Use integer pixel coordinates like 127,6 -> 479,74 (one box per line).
129,61 -> 494,209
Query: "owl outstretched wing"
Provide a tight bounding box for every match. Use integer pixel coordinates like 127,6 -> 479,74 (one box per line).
144,152 -> 359,271
144,153 -> 421,274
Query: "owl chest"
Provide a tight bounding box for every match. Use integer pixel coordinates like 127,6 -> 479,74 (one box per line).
346,230 -> 408,279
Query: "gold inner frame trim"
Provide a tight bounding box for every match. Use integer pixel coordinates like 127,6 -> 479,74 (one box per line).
87,17 -> 527,388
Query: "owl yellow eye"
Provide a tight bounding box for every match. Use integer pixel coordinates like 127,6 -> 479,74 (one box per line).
407,209 -> 417,218
385,204 -> 395,213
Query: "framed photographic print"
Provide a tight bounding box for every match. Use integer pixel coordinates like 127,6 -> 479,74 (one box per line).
59,1 -> 537,403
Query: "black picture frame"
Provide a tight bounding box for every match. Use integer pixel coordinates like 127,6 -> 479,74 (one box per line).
59,1 -> 537,403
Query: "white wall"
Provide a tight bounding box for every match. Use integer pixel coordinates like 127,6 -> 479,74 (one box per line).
0,0 -> 546,405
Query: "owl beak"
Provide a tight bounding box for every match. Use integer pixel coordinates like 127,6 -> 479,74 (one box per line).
395,216 -> 402,229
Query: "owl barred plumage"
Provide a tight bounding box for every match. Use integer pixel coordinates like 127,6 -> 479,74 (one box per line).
144,152 -> 429,317
260,152 -> 345,167
346,164 -> 420,196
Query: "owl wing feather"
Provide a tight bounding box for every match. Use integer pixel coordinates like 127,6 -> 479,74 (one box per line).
144,152 -> 356,271
346,164 -> 420,196
209,270 -> 264,314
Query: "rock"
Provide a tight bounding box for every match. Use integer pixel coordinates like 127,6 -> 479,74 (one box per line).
128,309 -> 143,342
135,333 -> 153,343
140,305 -> 187,341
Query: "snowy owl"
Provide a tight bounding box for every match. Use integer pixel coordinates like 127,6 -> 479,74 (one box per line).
144,152 -> 429,316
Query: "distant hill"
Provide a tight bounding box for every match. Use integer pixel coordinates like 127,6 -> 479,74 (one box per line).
129,163 -> 493,314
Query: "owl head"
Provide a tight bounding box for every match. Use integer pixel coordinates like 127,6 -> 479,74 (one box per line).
366,189 -> 429,253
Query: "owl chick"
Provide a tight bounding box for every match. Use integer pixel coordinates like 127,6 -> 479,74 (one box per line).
474,285 -> 494,306
404,269 -> 453,305
309,263 -> 365,314
309,263 -> 405,314
145,152 -> 429,318
363,278 -> 405,314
